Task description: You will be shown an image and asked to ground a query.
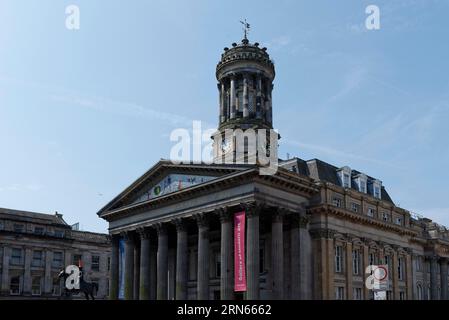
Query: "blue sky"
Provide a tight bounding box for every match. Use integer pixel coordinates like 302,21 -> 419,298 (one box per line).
0,0 -> 448,233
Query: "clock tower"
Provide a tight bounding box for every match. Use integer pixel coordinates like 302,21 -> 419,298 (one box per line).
213,32 -> 278,164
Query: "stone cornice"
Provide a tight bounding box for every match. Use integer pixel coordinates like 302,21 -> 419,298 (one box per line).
308,204 -> 418,237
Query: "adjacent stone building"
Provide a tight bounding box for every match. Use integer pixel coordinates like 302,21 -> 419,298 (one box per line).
0,208 -> 111,299
98,36 -> 449,300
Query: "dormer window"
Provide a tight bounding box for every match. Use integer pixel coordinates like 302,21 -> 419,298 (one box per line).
369,179 -> 382,199
337,166 -> 352,189
354,173 -> 367,194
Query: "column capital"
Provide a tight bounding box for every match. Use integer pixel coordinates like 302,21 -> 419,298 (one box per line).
155,223 -> 168,236
173,218 -> 188,232
425,254 -> 439,262
216,207 -> 233,223
240,202 -> 264,217
137,227 -> 151,240
120,231 -> 135,242
310,228 -> 336,240
195,213 -> 210,228
439,257 -> 449,264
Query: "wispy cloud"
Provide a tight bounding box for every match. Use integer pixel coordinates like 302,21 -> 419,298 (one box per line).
283,138 -> 402,169
328,66 -> 367,103
0,184 -> 43,192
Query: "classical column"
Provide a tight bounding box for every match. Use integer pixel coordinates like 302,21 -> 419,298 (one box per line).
1,247 -> 10,294
429,255 -> 439,300
133,241 -> 140,300
265,81 -> 273,124
220,81 -> 226,123
109,235 -> 119,299
271,209 -> 284,299
149,242 -> 157,300
246,203 -> 260,300
290,214 -> 300,300
256,75 -> 262,119
230,76 -> 236,119
44,250 -> 52,294
392,250 -> 399,300
243,75 -> 249,118
406,251 -> 413,300
123,231 -> 135,300
138,228 -> 151,300
196,213 -> 210,300
346,241 -> 353,300
23,248 -> 32,295
440,258 -> 448,300
219,208 -> 234,300
174,219 -> 188,300
157,224 -> 169,300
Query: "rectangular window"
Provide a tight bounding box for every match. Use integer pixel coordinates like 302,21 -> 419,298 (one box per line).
398,257 -> 404,281
343,174 -> 350,188
382,212 -> 390,222
259,246 -> 265,274
416,257 -> 422,272
395,217 -> 403,226
369,253 -> 376,266
54,230 -> 65,238
352,250 -> 360,275
73,254 -> 82,266
32,250 -> 43,267
14,224 -> 24,233
335,286 -> 345,300
11,248 -> 23,265
215,253 -> 221,278
351,203 -> 360,213
353,287 -> 362,300
10,276 -> 21,295
367,208 -> 375,217
91,255 -> 100,272
53,252 -> 63,268
399,291 -> 406,300
335,246 -> 343,273
0,220 -> 4,230
384,255 -> 391,276
52,278 -> 61,296
34,227 -> 44,235
107,257 -> 111,271
31,277 -> 41,296
374,186 -> 381,199
332,197 -> 342,208
386,290 -> 393,300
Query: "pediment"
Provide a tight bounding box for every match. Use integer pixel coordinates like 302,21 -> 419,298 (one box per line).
97,160 -> 249,216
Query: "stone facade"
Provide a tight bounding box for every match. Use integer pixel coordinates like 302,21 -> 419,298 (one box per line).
98,37 -> 449,300
0,208 -> 111,299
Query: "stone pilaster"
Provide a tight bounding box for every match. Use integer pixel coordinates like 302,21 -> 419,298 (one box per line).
196,213 -> 210,300
133,240 -> 140,300
1,247 -> 10,294
440,257 -> 448,300
156,224 -> 169,300
23,248 -> 32,295
429,255 -> 439,300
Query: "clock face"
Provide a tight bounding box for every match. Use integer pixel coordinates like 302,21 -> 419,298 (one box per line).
221,138 -> 232,154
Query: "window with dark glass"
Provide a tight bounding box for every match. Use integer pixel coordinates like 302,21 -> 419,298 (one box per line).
32,250 -> 43,267
53,252 -> 63,268
11,248 -> 23,265
91,255 -> 100,271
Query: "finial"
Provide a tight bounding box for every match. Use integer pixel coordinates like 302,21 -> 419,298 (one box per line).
240,19 -> 250,40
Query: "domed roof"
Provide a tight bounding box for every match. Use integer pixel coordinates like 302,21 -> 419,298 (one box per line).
216,38 -> 275,80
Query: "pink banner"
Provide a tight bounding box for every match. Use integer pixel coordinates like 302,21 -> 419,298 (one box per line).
234,211 -> 247,292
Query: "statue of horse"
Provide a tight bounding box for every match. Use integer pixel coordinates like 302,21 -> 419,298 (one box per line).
58,268 -> 98,300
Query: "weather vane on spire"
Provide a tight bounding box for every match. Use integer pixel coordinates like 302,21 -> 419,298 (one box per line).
240,19 -> 250,40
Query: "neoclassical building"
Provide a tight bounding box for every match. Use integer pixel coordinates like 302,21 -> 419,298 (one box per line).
0,208 -> 111,299
98,36 -> 449,300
